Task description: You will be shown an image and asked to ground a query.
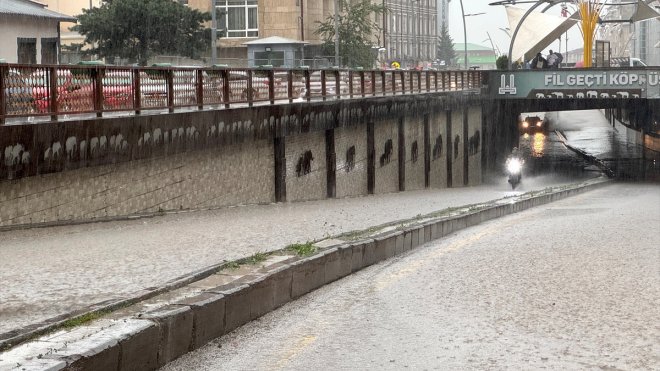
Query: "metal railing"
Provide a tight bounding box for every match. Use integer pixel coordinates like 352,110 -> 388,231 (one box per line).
0,64 -> 483,123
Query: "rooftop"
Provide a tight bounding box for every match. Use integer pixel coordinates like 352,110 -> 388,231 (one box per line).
243,36 -> 309,45
0,0 -> 76,22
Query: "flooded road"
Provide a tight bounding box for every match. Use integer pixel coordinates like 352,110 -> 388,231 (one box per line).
519,110 -> 657,179
162,183 -> 660,371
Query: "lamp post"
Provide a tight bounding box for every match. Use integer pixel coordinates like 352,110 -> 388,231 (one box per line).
459,0 -> 485,70
334,0 -> 339,66
211,0 -> 217,65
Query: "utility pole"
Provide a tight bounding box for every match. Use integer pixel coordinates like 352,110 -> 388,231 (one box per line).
334,0 -> 340,66
211,0 -> 217,65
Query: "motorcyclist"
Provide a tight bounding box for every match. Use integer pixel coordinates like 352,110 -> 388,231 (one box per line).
506,147 -> 523,188
507,147 -> 522,163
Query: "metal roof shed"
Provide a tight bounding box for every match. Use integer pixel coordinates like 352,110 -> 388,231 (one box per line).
243,36 -> 308,68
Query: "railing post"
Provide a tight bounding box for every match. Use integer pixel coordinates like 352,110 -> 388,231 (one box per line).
381,70 -> 386,96
400,71 -> 406,94
425,71 -> 430,93
391,71 -> 396,95
196,69 -> 204,110
94,67 -> 103,117
348,70 -> 354,98
461,71 -> 465,90
371,70 -> 376,96
133,68 -> 141,115
247,69 -> 254,106
287,70 -> 293,103
321,70 -> 327,101
167,68 -> 174,113
0,64 -> 6,125
360,70 -> 366,98
434,71 -> 438,91
49,66 -> 58,121
442,71 -> 446,91
334,69 -> 340,100
268,69 -> 275,104
304,69 -> 311,102
222,69 -> 230,108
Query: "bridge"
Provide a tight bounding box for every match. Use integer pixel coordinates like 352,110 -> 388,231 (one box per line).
0,64 -> 658,228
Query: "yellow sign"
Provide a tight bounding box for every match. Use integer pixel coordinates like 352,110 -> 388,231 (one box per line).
391,61 -> 401,69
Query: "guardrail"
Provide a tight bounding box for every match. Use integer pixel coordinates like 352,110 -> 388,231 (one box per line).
0,64 -> 483,124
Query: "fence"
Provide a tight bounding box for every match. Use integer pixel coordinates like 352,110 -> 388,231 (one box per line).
0,64 -> 483,123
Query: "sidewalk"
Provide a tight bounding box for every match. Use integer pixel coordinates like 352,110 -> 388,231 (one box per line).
0,173 -> 593,337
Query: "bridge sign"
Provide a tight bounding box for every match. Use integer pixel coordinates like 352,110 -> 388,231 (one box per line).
491,69 -> 660,99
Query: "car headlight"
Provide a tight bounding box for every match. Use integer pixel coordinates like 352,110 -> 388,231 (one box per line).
522,121 -> 529,128
537,122 -> 542,127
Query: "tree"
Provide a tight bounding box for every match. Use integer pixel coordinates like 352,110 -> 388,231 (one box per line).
436,24 -> 456,67
496,55 -> 509,70
73,0 -> 210,66
315,0 -> 386,68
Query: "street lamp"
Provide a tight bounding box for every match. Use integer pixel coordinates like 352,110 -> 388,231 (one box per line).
211,0 -> 217,65
459,0 -> 485,69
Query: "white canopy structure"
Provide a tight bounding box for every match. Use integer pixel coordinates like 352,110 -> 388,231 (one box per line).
504,0 -> 659,65
506,6 -> 579,63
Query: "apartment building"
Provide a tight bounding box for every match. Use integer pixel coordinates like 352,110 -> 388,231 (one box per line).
187,0 -> 336,62
383,0 -> 437,66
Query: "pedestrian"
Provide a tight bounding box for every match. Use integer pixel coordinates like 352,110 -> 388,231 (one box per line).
547,50 -> 558,68
530,53 -> 547,69
553,50 -> 563,68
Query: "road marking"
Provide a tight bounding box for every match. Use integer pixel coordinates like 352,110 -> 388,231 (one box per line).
273,334 -> 317,369
371,221 -> 521,292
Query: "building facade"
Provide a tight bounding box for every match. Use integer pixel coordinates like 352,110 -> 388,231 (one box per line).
436,0 -> 450,34
0,0 -> 75,64
383,0 -> 438,66
43,0 -> 101,46
598,0 -> 659,66
186,0 -> 336,64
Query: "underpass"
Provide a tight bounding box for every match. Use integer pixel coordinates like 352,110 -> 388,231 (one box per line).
0,65 -> 658,368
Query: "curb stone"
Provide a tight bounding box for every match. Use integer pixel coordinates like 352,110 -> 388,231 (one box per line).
0,177 -> 611,371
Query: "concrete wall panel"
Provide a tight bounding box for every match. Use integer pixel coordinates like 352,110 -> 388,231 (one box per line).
429,111 -> 448,188
334,125 -> 368,198
451,110 -> 465,187
284,131 -> 326,202
468,106 -> 483,186
404,115 -> 426,191
373,117 -> 399,194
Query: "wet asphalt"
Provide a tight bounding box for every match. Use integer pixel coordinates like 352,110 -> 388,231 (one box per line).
161,183 -> 660,371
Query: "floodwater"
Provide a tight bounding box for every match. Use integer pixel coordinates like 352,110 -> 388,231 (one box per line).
161,183 -> 660,371
521,109 -> 658,179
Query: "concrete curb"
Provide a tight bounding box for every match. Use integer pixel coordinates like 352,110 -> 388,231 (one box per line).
0,178 -> 611,371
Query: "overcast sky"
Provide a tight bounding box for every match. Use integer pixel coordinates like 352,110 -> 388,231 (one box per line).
446,0 -> 585,57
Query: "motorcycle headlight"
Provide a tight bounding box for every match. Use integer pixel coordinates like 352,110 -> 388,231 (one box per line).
507,159 -> 522,173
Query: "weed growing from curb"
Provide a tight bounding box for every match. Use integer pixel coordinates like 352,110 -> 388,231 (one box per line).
286,242 -> 316,256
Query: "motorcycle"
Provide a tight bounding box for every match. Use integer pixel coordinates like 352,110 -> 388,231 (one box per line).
506,158 -> 523,189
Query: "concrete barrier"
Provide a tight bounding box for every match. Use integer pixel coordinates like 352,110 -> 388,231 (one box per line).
176,293 -> 226,351
142,305 -> 194,367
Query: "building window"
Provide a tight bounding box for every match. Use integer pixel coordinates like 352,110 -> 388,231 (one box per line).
17,38 -> 36,64
217,0 -> 258,38
41,38 -> 58,64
